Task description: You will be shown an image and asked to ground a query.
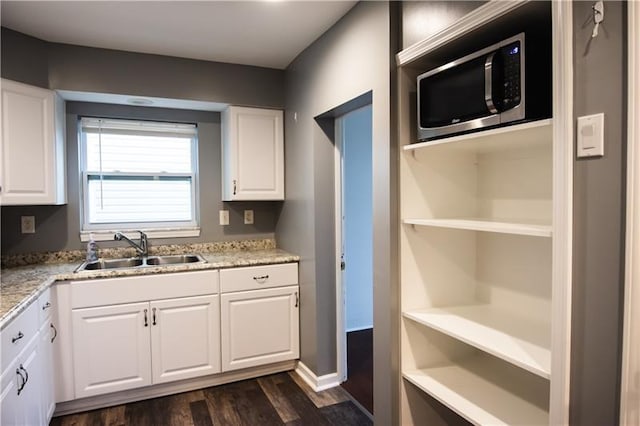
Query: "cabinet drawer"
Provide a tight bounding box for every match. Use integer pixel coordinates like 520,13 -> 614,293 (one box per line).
220,263 -> 298,293
38,287 -> 53,325
1,301 -> 38,372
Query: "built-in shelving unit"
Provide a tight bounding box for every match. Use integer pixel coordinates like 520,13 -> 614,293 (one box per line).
397,1 -> 572,425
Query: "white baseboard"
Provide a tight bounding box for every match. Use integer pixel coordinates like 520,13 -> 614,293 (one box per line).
295,361 -> 340,392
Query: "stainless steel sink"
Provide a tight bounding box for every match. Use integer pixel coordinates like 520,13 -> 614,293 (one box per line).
75,254 -> 206,272
145,254 -> 204,265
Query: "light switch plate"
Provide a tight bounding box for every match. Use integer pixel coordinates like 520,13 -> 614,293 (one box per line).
577,113 -> 604,158
244,210 -> 254,225
21,216 -> 35,234
219,210 -> 229,226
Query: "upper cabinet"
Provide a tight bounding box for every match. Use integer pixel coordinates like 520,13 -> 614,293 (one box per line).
221,106 -> 284,201
0,79 -> 67,205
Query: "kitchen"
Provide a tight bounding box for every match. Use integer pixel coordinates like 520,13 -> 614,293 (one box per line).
0,1 -> 633,425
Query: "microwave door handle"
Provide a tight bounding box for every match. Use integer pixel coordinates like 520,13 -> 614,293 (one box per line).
484,52 -> 498,114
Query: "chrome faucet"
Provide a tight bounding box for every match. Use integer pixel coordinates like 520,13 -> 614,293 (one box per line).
114,231 -> 148,257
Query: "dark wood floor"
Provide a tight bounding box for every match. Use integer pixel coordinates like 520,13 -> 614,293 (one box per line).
50,372 -> 371,426
341,328 -> 373,414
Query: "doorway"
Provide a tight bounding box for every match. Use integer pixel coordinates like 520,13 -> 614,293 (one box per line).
335,104 -> 373,414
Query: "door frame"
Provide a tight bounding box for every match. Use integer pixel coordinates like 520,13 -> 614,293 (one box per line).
620,2 -> 639,424
334,114 -> 347,383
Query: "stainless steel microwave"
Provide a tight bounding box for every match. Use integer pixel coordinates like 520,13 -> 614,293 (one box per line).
417,32 -> 550,142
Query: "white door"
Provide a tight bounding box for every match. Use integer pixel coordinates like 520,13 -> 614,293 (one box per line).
150,295 -> 220,384
222,106 -> 284,200
0,358 -> 20,426
72,302 -> 152,397
0,79 -> 56,205
221,286 -> 299,371
39,323 -> 56,422
16,336 -> 44,426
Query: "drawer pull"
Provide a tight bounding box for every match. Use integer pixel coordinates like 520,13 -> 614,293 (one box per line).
295,291 -> 299,308
152,307 -> 157,326
11,331 -> 24,343
50,323 -> 58,343
42,301 -> 52,310
253,275 -> 269,283
144,309 -> 149,327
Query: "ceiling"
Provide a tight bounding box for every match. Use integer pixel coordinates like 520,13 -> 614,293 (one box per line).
0,1 -> 357,70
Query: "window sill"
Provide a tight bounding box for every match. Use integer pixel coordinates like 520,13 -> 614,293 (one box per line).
80,228 -> 201,242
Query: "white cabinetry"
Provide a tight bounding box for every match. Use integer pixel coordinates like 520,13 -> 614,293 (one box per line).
220,263 -> 299,371
0,298 -> 49,426
222,106 -> 284,200
38,288 -> 57,421
70,271 -> 220,398
398,2 -> 572,425
72,302 -> 152,397
0,78 -> 66,205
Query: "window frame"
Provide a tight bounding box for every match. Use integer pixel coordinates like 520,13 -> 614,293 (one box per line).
78,117 -> 201,241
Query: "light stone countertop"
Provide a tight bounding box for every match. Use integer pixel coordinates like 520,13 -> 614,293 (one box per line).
0,249 -> 299,330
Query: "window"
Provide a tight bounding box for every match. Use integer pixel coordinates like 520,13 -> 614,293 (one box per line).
80,117 -> 199,240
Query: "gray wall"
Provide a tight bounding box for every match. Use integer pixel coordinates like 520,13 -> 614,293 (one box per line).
1,27 -> 285,108
571,1 -> 626,425
1,27 -> 286,254
277,2 -> 397,424
1,101 -> 281,254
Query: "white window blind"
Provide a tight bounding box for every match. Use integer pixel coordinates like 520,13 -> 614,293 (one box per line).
80,118 -> 199,232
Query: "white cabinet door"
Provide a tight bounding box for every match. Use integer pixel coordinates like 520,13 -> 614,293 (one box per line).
221,286 -> 299,372
1,357 -> 20,426
39,322 -> 56,422
0,79 -> 66,205
72,302 -> 152,398
18,334 -> 45,426
150,295 -> 221,384
222,106 -> 284,200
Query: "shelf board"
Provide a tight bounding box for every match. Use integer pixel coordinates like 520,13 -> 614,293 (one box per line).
403,357 -> 549,425
403,218 -> 552,238
403,119 -> 553,154
403,305 -> 550,378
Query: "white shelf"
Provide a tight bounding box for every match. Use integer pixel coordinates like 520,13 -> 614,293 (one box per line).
403,357 -> 549,426
403,119 -> 553,154
403,305 -> 551,378
403,218 -> 552,238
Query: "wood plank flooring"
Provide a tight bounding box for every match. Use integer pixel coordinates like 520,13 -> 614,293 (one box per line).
49,372 -> 372,426
341,328 -> 373,414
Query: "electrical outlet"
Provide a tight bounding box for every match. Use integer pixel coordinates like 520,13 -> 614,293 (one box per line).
21,216 -> 35,234
244,210 -> 254,225
219,210 -> 229,226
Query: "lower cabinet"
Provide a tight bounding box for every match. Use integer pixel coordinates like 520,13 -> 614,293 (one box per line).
1,290 -> 55,426
221,285 -> 299,372
0,334 -> 45,426
72,294 -> 220,398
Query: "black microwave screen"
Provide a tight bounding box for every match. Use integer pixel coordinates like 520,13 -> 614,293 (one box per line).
419,56 -> 491,128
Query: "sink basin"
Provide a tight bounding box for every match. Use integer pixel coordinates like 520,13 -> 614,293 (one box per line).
79,257 -> 144,271
146,254 -> 204,265
75,254 -> 206,272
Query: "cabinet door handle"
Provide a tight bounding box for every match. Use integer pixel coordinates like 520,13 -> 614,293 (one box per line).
152,307 -> 157,326
50,323 -> 58,343
233,179 -> 237,195
12,331 -> 24,343
144,309 -> 148,327
42,301 -> 52,311
16,367 -> 26,395
253,275 -> 269,283
16,364 -> 28,395
295,291 -> 299,308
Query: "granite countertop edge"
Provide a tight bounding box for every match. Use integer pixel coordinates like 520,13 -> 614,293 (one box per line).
0,249 -> 300,330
